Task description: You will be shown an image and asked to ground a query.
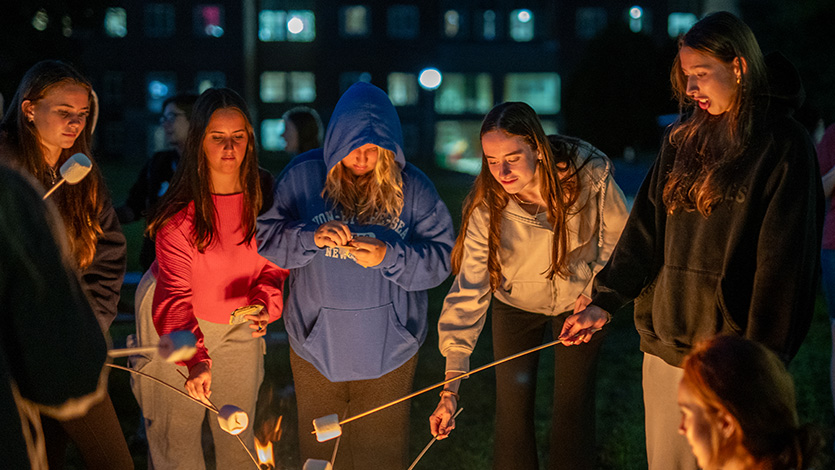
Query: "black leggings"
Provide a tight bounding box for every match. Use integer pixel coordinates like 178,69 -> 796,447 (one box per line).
491,299 -> 607,470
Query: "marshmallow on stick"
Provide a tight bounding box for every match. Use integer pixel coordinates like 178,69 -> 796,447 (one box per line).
303,460 -> 333,470
217,405 -> 249,435
43,153 -> 92,200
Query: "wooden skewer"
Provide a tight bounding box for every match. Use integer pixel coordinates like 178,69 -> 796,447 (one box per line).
107,345 -> 160,358
106,363 -> 216,414
313,328 -> 600,433
407,407 -> 463,470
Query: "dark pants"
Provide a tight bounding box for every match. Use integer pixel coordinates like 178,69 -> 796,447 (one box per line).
41,392 -> 134,470
491,299 -> 607,470
290,348 -> 417,470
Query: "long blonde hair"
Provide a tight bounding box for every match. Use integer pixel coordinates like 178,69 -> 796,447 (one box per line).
322,146 -> 404,227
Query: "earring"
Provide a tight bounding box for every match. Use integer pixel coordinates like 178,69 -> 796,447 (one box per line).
736,76 -> 741,85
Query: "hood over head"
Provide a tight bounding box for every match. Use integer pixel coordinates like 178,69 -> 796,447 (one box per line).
323,82 -> 406,172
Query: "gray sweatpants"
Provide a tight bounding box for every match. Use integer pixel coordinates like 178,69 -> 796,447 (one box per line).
130,270 -> 265,470
642,353 -> 699,470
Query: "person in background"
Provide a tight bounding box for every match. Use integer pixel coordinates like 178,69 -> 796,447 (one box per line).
0,163 -> 109,470
559,12 -> 822,470
678,335 -> 823,470
117,93 -> 198,271
281,105 -> 323,156
137,87 -> 287,470
429,102 -> 628,470
257,82 -> 454,469
816,122 -> 835,426
0,59 -> 131,469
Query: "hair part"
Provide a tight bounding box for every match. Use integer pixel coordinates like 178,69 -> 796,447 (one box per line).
323,146 -> 404,226
0,59 -> 103,268
147,88 -> 262,251
451,102 -> 585,291
663,11 -> 767,216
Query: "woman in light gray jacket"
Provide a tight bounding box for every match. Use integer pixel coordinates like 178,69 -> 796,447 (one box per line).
429,102 -> 628,470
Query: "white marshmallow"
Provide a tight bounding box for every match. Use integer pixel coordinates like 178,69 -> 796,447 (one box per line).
157,331 -> 197,362
61,153 -> 92,184
303,459 -> 333,470
312,414 -> 342,442
217,405 -> 249,435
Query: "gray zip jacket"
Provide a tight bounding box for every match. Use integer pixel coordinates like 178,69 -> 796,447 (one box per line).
439,145 -> 629,374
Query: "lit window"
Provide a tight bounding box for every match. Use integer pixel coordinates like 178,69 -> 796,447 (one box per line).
668,12 -> 697,37
387,73 -> 418,106
261,119 -> 286,151
435,73 -> 493,115
504,73 -> 560,114
576,7 -> 607,39
509,9 -> 534,42
104,8 -> 127,37
340,6 -> 370,37
388,5 -> 419,39
444,10 -> 460,38
287,10 -> 315,42
145,3 -> 175,38
61,14 -> 72,37
32,9 -> 48,31
629,6 -> 644,33
195,71 -> 226,93
259,10 -> 286,41
146,72 -> 176,113
261,72 -> 287,103
194,5 -> 224,37
260,72 -> 316,103
482,10 -> 496,40
289,72 -> 316,102
435,120 -> 484,175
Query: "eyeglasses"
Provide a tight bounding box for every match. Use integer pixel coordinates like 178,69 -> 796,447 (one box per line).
160,111 -> 185,124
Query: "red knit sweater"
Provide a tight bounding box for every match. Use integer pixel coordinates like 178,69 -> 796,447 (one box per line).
152,193 -> 288,369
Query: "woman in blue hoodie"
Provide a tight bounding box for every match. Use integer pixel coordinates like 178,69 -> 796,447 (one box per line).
257,82 -> 455,469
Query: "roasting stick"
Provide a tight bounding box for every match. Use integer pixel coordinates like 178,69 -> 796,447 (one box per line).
175,369 -> 261,469
106,363 -> 215,413
312,328 -> 600,438
407,407 -> 464,470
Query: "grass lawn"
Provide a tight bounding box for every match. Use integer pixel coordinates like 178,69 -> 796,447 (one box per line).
94,156 -> 834,469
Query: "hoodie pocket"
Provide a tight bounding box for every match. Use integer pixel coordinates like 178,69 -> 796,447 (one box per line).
302,303 -> 418,381
502,280 -> 554,312
644,266 -> 734,348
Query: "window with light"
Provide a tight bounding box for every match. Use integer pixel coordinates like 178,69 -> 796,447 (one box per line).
340,6 -> 370,37
504,73 -> 560,114
194,5 -> 224,37
509,9 -> 534,42
668,12 -> 697,37
104,8 -> 127,37
387,73 -> 418,106
435,73 -> 493,115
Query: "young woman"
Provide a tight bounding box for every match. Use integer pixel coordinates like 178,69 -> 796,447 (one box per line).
138,87 -> 288,469
257,82 -> 455,469
560,12 -> 822,470
430,101 -> 628,470
678,335 -> 822,470
281,105 -> 323,156
0,59 -> 132,470
117,93 -> 198,271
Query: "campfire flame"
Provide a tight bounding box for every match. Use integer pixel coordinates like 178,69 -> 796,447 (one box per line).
255,414 -> 282,469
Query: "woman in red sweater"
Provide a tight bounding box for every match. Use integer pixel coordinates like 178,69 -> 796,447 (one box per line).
135,88 -> 287,470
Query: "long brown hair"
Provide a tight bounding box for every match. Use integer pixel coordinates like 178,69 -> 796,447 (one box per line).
663,11 -> 767,216
322,146 -> 404,227
681,335 -> 822,469
0,60 -> 103,268
452,102 -> 583,291
147,88 -> 262,251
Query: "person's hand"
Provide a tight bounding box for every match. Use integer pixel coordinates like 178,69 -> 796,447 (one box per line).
185,361 -> 212,405
244,304 -> 269,338
314,220 -> 352,248
573,294 -> 592,314
558,305 -> 610,345
429,392 -> 458,440
347,237 -> 386,268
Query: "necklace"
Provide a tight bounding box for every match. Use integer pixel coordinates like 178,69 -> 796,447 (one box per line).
512,193 -> 543,217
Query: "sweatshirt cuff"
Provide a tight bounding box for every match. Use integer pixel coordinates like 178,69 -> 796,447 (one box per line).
299,225 -> 318,251
379,240 -> 400,270
444,349 -> 471,375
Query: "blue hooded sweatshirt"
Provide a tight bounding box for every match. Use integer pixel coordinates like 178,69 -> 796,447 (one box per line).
256,82 -> 455,382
